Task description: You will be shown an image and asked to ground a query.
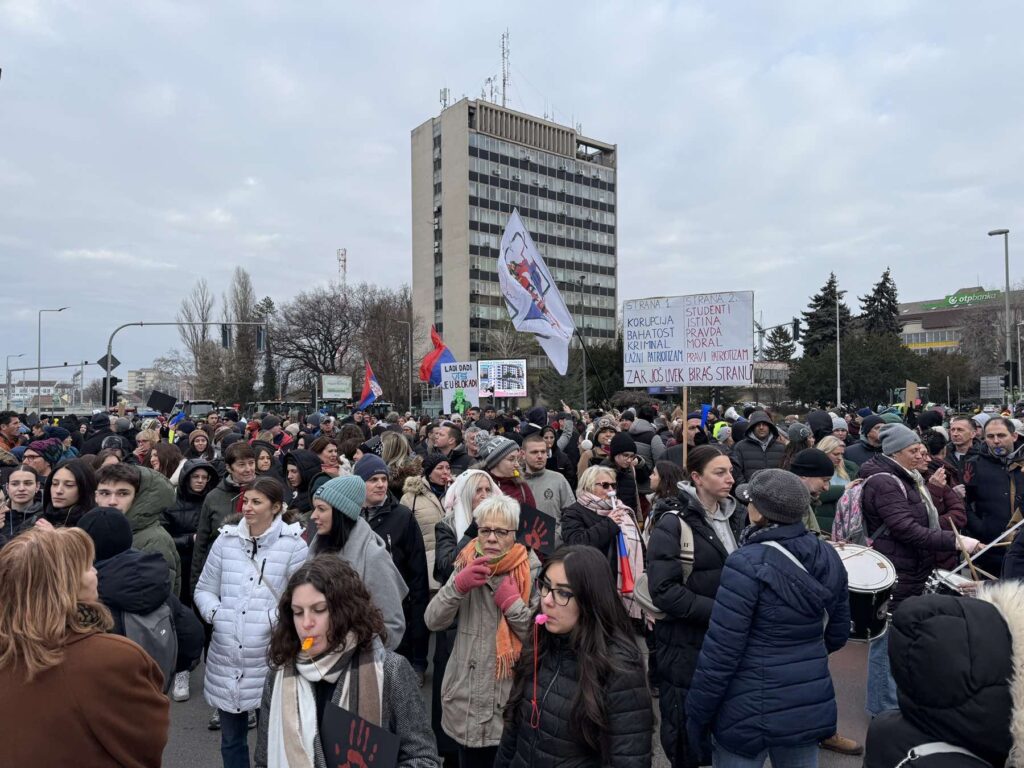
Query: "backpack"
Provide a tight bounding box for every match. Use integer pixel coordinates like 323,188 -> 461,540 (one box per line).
831,473 -> 906,545
123,604 -> 178,693
634,510 -> 695,620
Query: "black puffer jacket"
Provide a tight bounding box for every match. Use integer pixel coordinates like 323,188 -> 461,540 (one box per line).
561,501 -> 639,583
284,449 -> 322,514
599,457 -> 651,515
495,636 -> 653,768
963,444 -> 1024,575
161,458 -> 217,605
859,456 -> 957,607
647,491 -> 745,768
728,412 -> 785,484
864,582 -> 1022,768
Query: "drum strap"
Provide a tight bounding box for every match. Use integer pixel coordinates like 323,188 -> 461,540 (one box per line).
760,541 -> 829,629
893,741 -> 985,766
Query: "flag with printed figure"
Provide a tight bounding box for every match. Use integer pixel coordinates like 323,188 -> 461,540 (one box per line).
498,209 -> 576,374
418,325 -> 456,386
356,361 -> 383,411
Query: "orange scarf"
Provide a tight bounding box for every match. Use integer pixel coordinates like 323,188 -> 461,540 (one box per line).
455,539 -> 531,679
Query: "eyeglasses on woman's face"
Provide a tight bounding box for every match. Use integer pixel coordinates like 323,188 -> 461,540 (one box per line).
478,526 -> 514,539
538,578 -> 575,606
596,481 -> 617,490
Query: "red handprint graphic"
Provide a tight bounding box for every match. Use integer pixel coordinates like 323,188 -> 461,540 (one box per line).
334,718 -> 378,768
523,516 -> 548,551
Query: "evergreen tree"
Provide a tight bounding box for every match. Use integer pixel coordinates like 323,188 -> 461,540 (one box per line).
859,268 -> 902,337
800,273 -> 853,357
255,296 -> 278,399
764,325 -> 795,362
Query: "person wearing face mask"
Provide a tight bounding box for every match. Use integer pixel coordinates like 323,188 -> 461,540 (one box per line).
194,477 -> 308,766
2,464 -> 42,536
0,527 -> 169,767
496,545 -> 653,768
963,416 -> 1024,577
254,556 -> 440,768
859,423 -> 981,717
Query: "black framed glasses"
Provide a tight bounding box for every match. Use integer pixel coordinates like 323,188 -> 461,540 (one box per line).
596,481 -> 617,490
538,579 -> 575,606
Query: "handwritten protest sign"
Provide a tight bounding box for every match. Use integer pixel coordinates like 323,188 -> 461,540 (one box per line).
441,362 -> 480,415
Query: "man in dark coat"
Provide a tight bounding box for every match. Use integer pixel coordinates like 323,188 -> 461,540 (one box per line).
963,416 -> 1024,576
728,411 -> 785,484
601,432 -> 651,515
353,455 -> 430,679
944,414 -> 979,485
845,414 -> 885,467
430,423 -> 472,476
81,412 -> 116,455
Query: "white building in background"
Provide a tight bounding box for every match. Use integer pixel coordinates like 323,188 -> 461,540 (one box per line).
126,368 -> 161,394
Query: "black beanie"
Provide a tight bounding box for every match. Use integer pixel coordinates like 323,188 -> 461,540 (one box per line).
609,431 -> 637,457
916,410 -> 943,431
789,448 -> 835,478
861,415 -> 885,435
422,452 -> 451,477
78,507 -> 133,562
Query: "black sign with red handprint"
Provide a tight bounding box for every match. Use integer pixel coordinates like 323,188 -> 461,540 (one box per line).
322,705 -> 400,768
517,503 -> 556,556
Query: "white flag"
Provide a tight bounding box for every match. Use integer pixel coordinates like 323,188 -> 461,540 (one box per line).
498,209 -> 576,374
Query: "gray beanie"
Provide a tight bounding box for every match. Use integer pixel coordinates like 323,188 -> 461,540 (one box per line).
832,417 -> 848,432
787,423 -> 811,443
880,423 -> 921,456
744,468 -> 810,525
313,475 -> 366,521
476,435 -> 519,470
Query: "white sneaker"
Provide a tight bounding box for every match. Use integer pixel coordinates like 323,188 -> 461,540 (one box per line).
171,670 -> 190,702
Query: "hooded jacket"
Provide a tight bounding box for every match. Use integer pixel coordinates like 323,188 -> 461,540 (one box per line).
845,431 -> 884,467
628,418 -> 657,465
728,412 -> 785,484
963,443 -> 1024,576
194,515 -> 309,713
859,455 -> 957,607
284,449 -> 322,514
161,458 -> 217,603
308,517 -> 409,651
648,488 -> 745,767
128,468 -> 181,595
191,472 -> 246,588
864,581 -> 1024,767
685,523 -> 850,758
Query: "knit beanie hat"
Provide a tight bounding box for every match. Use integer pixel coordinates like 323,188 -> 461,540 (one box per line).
861,415 -> 885,436
45,426 -> 71,441
790,448 -> 835,478
260,415 -> 281,431
188,429 -> 208,446
360,437 -> 383,457
916,410 -> 943,431
610,431 -> 638,458
314,475 -> 366,521
28,438 -> 64,467
717,426 -> 732,442
114,417 -> 131,434
354,454 -> 389,481
79,507 -> 134,561
787,423 -> 811,443
857,407 -> 873,418
220,432 -> 244,452
832,417 -> 848,432
879,412 -> 903,425
213,425 -> 233,444
881,424 -> 921,456
284,423 -> 300,437
476,435 -> 519,470
422,452 -> 450,477
525,406 -> 547,427
744,469 -> 810,524
177,420 -> 196,436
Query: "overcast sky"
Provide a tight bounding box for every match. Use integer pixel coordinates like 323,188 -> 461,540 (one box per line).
3,1 -> 1024,381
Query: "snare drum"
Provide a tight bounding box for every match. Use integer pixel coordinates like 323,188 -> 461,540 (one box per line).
829,542 -> 897,641
925,569 -> 973,596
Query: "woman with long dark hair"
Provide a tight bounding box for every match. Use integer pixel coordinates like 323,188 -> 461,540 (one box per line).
648,460 -> 686,509
496,545 -> 652,768
254,556 -> 440,768
150,441 -> 185,485
30,458 -> 97,530
308,475 -> 408,651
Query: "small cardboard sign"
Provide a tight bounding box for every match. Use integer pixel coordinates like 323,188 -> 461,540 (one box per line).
147,390 -> 177,414
321,705 -> 399,768
517,503 -> 556,556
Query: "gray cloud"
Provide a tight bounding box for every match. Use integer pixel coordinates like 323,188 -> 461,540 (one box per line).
2,0 -> 1024,379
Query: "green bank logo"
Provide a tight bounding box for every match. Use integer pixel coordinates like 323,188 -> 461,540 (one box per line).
922,290 -> 1000,310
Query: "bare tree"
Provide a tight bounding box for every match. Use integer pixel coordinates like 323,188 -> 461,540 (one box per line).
151,349 -> 195,400
83,378 -> 105,405
177,279 -> 214,370
352,284 -> 417,409
485,318 -> 536,359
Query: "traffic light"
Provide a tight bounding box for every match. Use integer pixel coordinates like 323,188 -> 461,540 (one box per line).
1004,360 -> 1019,390
102,376 -> 122,406
221,324 -> 232,349
792,318 -> 800,341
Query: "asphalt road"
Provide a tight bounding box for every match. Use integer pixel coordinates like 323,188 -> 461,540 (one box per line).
163,641 -> 870,767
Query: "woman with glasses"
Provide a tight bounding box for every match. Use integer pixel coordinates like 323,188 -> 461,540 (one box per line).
425,494 -> 540,768
496,545 -> 652,768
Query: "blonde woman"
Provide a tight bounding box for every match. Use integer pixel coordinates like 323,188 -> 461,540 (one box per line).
0,528 -> 168,766
815,435 -> 858,533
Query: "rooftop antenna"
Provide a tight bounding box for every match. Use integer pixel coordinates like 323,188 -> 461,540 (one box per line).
337,248 -> 347,284
501,30 -> 510,107
440,87 -> 451,109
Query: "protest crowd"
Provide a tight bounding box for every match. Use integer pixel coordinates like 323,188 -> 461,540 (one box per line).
0,397 -> 1022,768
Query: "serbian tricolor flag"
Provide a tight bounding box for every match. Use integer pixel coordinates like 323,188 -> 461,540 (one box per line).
617,530 -> 635,594
356,361 -> 383,411
418,325 -> 456,386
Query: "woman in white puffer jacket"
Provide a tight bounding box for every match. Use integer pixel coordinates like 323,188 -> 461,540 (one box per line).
195,476 -> 308,768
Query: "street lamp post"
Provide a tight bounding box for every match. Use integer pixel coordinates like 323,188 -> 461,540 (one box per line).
989,229 -> 1012,403
577,275 -> 588,411
37,307 -> 69,412
5,353 -> 25,410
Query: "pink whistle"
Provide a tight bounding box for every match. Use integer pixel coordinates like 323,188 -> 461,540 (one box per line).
535,614 -> 549,625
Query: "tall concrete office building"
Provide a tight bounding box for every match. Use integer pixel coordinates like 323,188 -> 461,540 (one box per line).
411,98 -> 617,367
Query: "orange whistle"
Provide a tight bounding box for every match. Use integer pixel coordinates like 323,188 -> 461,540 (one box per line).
301,637 -> 314,651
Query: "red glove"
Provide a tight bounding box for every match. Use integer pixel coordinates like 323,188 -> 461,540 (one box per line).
493,576 -> 521,612
454,557 -> 491,595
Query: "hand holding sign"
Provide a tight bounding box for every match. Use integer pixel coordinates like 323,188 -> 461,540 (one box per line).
517,504 -> 556,556
323,706 -> 399,768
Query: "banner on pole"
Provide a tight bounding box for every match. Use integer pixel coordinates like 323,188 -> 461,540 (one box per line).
622,292 -> 754,387
321,375 -> 353,400
478,359 -> 527,398
498,209 -> 576,374
441,362 -> 480,415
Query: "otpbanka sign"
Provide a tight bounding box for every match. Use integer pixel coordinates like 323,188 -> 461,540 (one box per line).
922,289 -> 1000,310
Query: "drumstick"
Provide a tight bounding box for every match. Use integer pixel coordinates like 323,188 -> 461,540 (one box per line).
951,524 -> 980,582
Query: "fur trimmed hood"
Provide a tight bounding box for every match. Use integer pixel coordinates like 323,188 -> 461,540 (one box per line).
977,579 -> 1024,766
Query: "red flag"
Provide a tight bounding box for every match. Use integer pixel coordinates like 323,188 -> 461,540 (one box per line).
617,530 -> 635,594
418,325 -> 456,385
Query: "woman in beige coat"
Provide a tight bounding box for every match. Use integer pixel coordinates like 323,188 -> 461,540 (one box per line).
400,452 -> 451,592
425,494 -> 539,768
